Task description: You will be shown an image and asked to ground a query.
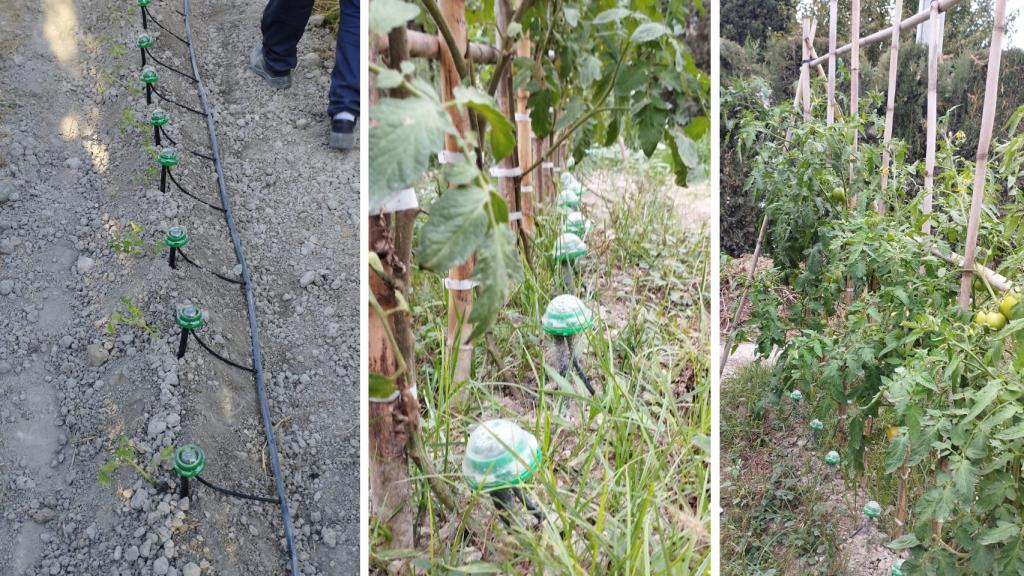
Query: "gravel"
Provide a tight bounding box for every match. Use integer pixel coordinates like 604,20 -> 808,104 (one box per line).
0,0 -> 358,574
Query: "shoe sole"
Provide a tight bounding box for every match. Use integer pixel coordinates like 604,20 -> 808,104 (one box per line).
249,46 -> 291,90
329,131 -> 355,150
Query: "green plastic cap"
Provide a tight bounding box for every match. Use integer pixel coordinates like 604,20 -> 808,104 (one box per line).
137,33 -> 153,49
891,561 -> 905,576
557,189 -> 582,209
173,445 -> 205,478
789,389 -> 803,402
864,500 -> 882,520
542,294 -> 594,336
552,233 -> 587,261
462,419 -> 541,489
825,450 -> 840,466
176,304 -> 205,331
150,108 -> 168,127
158,147 -> 178,167
560,172 -> 580,190
809,418 -> 824,432
141,65 -> 158,85
138,0 -> 151,6
564,212 -> 592,238
164,225 -> 188,249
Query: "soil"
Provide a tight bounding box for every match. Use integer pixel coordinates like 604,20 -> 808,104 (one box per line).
0,1 -> 358,575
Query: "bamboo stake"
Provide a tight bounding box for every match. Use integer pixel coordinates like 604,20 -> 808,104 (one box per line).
922,0 -> 941,234
801,17 -> 812,121
720,215 -> 769,377
494,0 -> 518,227
827,0 -> 838,125
879,0 -> 904,217
807,0 -> 963,68
515,23 -> 535,234
374,32 -> 499,63
957,0 -> 1008,309
439,0 -> 476,384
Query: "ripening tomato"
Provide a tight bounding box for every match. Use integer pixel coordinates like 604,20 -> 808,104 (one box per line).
975,310 -> 1007,330
999,292 -> 1021,321
830,187 -> 847,203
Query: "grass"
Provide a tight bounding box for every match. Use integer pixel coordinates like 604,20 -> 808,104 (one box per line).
373,154 -> 710,574
721,362 -> 849,576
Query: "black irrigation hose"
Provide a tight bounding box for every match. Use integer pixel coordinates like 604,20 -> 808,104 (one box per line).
144,7 -> 189,45
180,1 -> 300,573
178,250 -> 244,285
151,85 -> 206,116
158,127 -> 216,161
167,170 -> 225,211
190,332 -> 256,373
196,475 -> 279,504
144,48 -> 198,82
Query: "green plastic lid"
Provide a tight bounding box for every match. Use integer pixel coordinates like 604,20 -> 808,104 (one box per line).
176,304 -> 205,331
809,419 -> 824,432
789,389 -> 803,402
542,294 -> 594,336
138,0 -> 151,6
462,419 -> 541,489
137,33 -> 153,49
825,450 -> 840,466
560,172 -> 580,190
158,147 -> 178,167
557,189 -> 582,209
891,561 -> 904,576
864,500 -> 882,520
150,108 -> 168,127
141,65 -> 158,85
173,445 -> 205,478
564,212 -> 592,238
552,233 -> 587,261
164,225 -> 188,249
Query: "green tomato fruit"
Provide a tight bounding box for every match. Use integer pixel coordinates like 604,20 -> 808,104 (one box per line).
830,187 -> 847,203
1000,292 -> 1021,321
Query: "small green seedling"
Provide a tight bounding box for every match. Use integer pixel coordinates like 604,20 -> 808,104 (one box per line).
109,222 -> 147,256
98,435 -> 173,488
106,296 -> 156,336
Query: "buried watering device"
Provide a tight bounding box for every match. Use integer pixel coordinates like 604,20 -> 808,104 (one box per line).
841,500 -> 882,544
137,32 -> 153,67
175,303 -> 205,358
552,232 -> 587,293
808,418 -> 823,448
158,146 -> 178,194
542,294 -> 596,395
564,211 -> 592,238
891,560 -> 905,576
557,189 -> 582,211
463,419 -> 544,525
173,444 -> 205,498
164,225 -> 188,269
150,108 -> 169,146
141,65 -> 159,104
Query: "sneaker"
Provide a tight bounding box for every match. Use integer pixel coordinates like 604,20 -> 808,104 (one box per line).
330,118 -> 356,150
248,44 -> 291,89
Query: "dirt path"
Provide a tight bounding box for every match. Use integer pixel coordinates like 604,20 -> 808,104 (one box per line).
0,1 -> 357,574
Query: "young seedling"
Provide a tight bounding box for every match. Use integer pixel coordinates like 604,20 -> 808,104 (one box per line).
462,419 -> 543,526
98,435 -> 172,488
173,444 -> 205,498
109,222 -> 147,256
542,294 -> 596,395
150,108 -> 168,146
137,32 -> 153,67
564,211 -> 593,239
141,65 -> 158,104
164,225 -> 188,269
158,147 -> 178,193
175,303 -> 205,359
552,232 -> 587,294
106,296 -> 156,337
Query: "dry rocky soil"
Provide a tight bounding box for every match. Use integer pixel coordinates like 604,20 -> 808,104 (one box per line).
0,0 -> 358,574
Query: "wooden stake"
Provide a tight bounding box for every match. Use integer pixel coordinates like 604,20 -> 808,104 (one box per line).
801,17 -> 812,121
879,0 -> 904,217
720,214 -> 769,376
958,0 -> 1008,309
439,0 -> 475,383
494,0 -> 518,229
515,24 -> 534,234
922,0 -> 942,234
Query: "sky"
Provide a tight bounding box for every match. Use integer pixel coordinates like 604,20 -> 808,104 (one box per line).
1010,6 -> 1023,49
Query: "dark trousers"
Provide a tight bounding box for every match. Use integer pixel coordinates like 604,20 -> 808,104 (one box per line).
260,0 -> 360,118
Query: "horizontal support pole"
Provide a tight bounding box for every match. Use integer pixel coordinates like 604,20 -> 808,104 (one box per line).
809,0 -> 962,68
916,238 -> 1012,292
375,30 -> 499,64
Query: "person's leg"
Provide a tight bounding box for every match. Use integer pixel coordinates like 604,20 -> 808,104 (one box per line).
328,0 -> 360,118
328,0 -> 360,149
260,0 -> 315,73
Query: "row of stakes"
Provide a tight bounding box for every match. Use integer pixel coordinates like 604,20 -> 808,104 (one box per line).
788,390 -> 904,574
462,173 -> 596,524
132,0 -> 278,509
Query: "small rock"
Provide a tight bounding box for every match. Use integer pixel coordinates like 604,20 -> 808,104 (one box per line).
76,255 -> 95,274
322,527 -> 337,548
165,413 -> 181,428
125,545 -> 140,562
153,556 -> 170,575
0,280 -> 12,295
182,563 -> 201,576
296,118 -> 310,129
299,52 -> 321,68
130,490 -> 149,511
65,157 -> 82,170
86,343 -> 109,366
148,418 -> 167,438
308,14 -> 325,26
299,271 -> 317,288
